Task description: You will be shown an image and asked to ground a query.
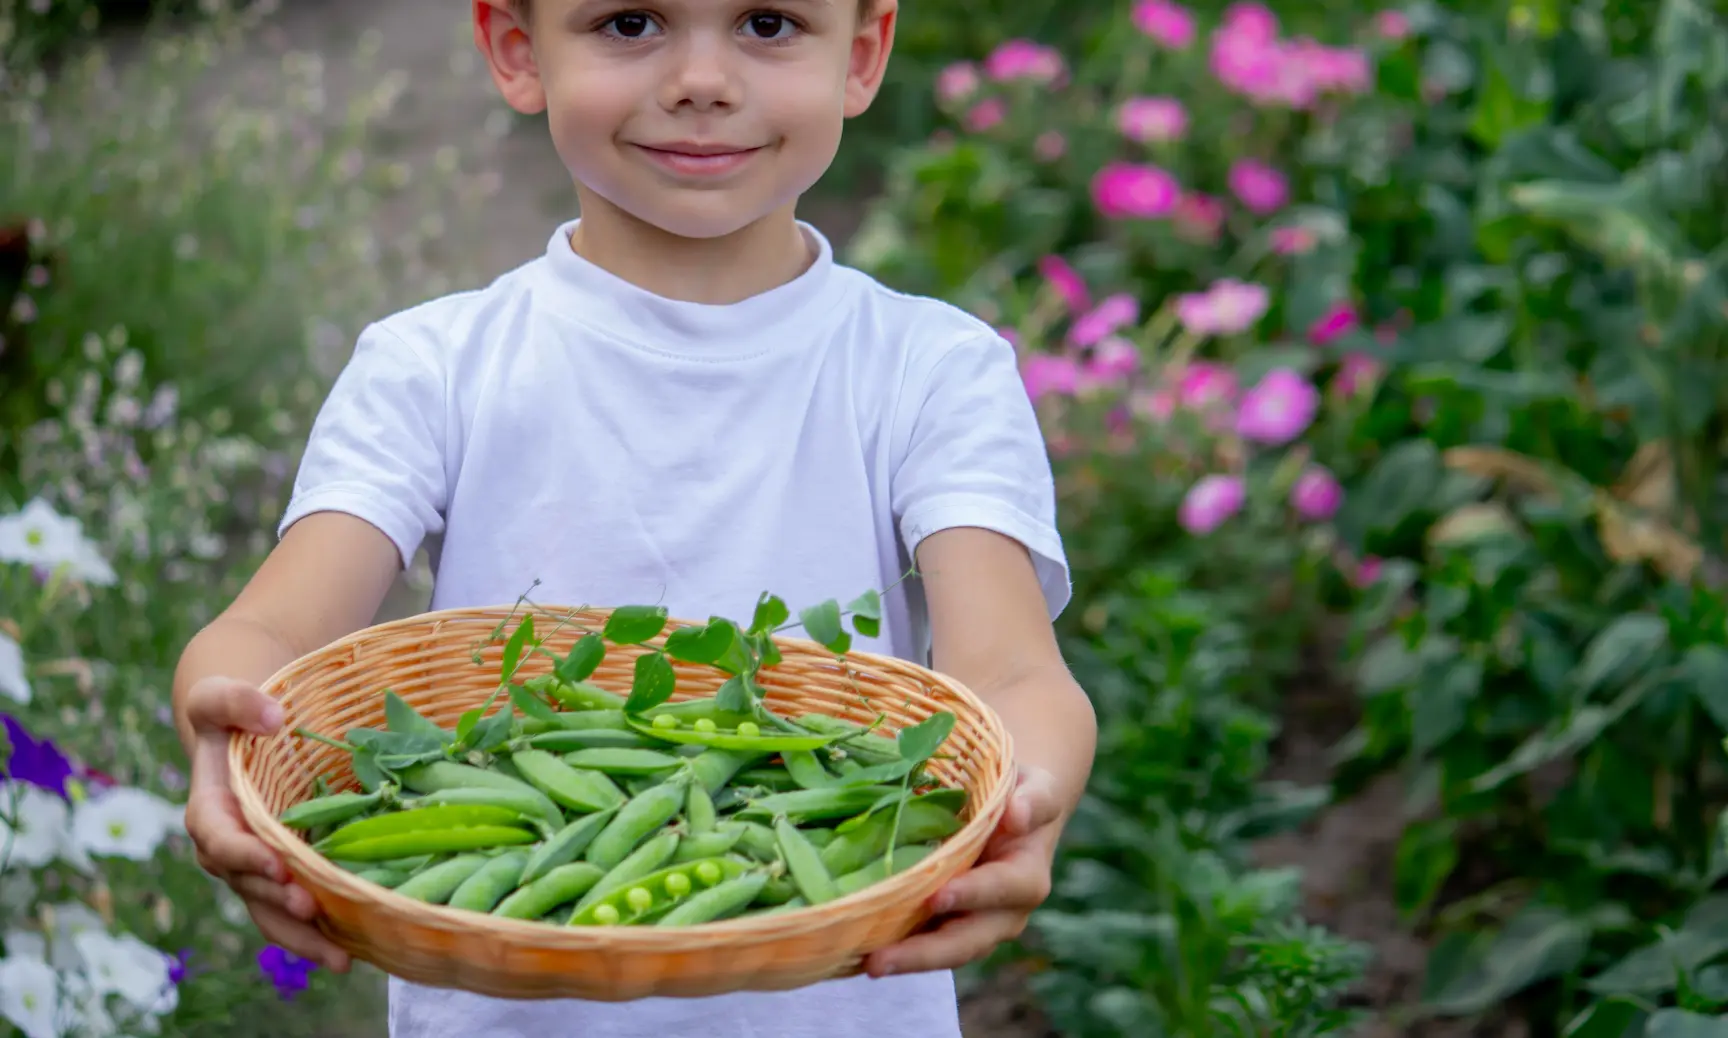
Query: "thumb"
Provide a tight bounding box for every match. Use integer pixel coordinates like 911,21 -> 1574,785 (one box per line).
187,676 -> 284,738
1005,766 -> 1062,836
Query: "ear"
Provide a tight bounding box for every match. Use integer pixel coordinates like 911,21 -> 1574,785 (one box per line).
843,0 -> 898,118
474,0 -> 547,115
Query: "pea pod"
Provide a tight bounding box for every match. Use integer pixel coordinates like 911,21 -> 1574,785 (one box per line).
324,825 -> 539,862
567,856 -> 749,926
672,827 -> 743,862
520,806 -> 619,885
737,785 -> 901,824
571,830 -> 682,913
353,866 -> 414,888
278,787 -> 389,830
641,697 -> 757,727
733,766 -> 800,793
520,709 -> 632,733
803,826 -> 838,848
510,749 -> 627,812
820,798 -> 964,876
521,729 -> 658,752
781,750 -> 835,790
656,869 -> 770,927
315,804 -> 532,854
584,772 -> 691,870
834,844 -> 937,896
560,748 -> 685,776
793,714 -> 903,765
624,716 -> 840,753
403,785 -> 563,830
728,820 -> 781,863
449,849 -> 532,913
775,817 -> 838,904
685,747 -> 766,795
395,854 -> 490,903
493,862 -> 606,920
540,678 -> 626,711
396,760 -> 563,822
753,874 -> 799,906
685,781 -> 716,835
334,853 -> 435,874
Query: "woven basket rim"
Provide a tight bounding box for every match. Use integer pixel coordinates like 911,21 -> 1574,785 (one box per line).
227,603 -> 1016,958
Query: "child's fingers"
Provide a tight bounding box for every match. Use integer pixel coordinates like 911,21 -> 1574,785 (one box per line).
245,901 -> 352,973
865,910 -> 1021,978
928,854 -> 1050,916
1003,766 -> 1063,836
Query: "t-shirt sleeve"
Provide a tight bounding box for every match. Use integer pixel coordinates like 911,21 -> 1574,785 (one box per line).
276,321 -> 449,569
892,329 -> 1071,620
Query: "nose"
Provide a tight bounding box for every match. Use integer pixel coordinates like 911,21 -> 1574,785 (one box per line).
658,31 -> 741,113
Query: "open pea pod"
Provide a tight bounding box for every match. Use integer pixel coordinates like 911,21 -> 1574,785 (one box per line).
623,715 -> 843,753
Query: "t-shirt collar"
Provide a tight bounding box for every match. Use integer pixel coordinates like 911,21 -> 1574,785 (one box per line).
535,217 -> 838,359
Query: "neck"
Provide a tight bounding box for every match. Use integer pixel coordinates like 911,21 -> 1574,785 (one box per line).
566,188 -> 815,305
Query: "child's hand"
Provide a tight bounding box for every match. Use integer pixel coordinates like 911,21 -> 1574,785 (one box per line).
863,764 -> 1065,979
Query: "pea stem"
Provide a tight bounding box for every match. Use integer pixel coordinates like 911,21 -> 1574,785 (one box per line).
294,727 -> 355,753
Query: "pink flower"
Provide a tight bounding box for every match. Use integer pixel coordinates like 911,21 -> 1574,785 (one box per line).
1334,352 -> 1381,397
936,61 -> 980,104
1177,361 -> 1239,410
1175,278 -> 1271,337
1210,30 -> 1285,101
984,39 -> 1066,85
1117,96 -> 1188,143
1235,368 -> 1320,444
1132,0 -> 1196,49
1080,336 -> 1140,388
1132,387 -> 1178,422
1228,159 -> 1289,214
1179,474 -> 1247,535
1037,255 -> 1091,313
1221,1 -> 1279,42
1034,131 -> 1068,161
1302,44 -> 1372,93
1270,226 -> 1317,255
1091,162 -> 1181,219
1290,465 -> 1343,520
965,98 -> 1007,132
1070,293 -> 1140,346
1022,354 -> 1080,402
1353,555 -> 1384,587
1174,191 -> 1226,243
1375,10 -> 1412,41
1308,300 -> 1359,345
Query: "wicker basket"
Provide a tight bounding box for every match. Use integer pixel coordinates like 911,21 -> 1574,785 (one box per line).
229,605 -> 1014,1001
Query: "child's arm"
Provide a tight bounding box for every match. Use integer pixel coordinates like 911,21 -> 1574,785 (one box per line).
864,525 -> 1097,978
172,511 -> 405,973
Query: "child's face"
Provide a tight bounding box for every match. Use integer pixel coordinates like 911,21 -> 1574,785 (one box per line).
481,0 -> 895,240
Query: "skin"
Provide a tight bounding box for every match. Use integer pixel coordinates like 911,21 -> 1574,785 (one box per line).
171,0 -> 1097,981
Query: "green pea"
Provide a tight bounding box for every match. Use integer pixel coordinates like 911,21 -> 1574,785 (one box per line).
775,817 -> 838,905
395,854 -> 489,904
278,788 -> 387,830
593,903 -> 621,925
694,860 -> 723,887
653,713 -> 680,730
567,856 -> 748,926
664,872 -> 692,898
493,862 -> 605,920
693,718 -> 718,734
571,831 -> 682,914
656,870 -> 770,927
625,716 -> 838,754
584,773 -> 691,871
520,806 -> 618,885
449,849 -> 531,913
560,748 -> 684,776
642,698 -> 755,726
625,886 -> 654,913
322,824 -> 538,862
315,804 -> 532,854
511,750 -> 628,813
736,721 -> 760,738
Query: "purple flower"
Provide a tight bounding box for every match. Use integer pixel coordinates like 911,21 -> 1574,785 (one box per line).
2,714 -> 74,799
1179,474 -> 1247,535
258,945 -> 318,1000
1234,368 -> 1320,445
1290,466 -> 1343,521
169,948 -> 193,986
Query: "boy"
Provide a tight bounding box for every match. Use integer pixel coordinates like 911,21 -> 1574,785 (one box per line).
171,0 -> 1098,1034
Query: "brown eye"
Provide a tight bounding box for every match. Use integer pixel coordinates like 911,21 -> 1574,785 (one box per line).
606,12 -> 657,37
743,13 -> 792,38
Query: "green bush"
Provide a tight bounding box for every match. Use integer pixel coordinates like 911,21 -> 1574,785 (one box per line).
1,8 -> 484,1035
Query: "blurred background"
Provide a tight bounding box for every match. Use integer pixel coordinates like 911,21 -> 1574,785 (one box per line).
2,0 -> 1726,1035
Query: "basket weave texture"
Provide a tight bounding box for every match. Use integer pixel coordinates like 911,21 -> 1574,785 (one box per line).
229,605 -> 1015,1001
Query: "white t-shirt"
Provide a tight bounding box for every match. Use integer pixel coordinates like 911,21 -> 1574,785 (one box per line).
278,218 -> 1071,1038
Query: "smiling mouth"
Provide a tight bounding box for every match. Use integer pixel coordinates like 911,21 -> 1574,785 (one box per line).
632,143 -> 765,176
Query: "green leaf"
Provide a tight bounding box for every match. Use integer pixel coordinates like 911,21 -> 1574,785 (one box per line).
1587,896 -> 1728,997
1468,678 -> 1660,794
501,615 -> 536,682
1412,655 -> 1481,755
556,633 -> 606,684
664,620 -> 744,668
715,674 -> 753,714
384,690 -> 450,745
351,748 -> 388,793
1645,1009 -> 1728,1038
800,600 -> 846,652
471,703 -> 516,753
750,593 -> 789,635
848,590 -> 883,639
754,632 -> 783,670
1680,644 -> 1728,731
1425,905 -> 1590,1016
605,606 -> 669,645
509,683 -> 559,723
1393,819 -> 1460,921
455,708 -> 483,745
624,651 -> 677,714
1339,439 -> 1442,539
896,712 -> 956,765
1561,998 -> 1648,1038
1576,614 -> 1669,696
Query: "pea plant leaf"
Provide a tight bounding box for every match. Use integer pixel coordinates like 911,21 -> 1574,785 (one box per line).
556,633 -> 606,684
455,707 -> 484,746
509,683 -> 559,723
847,590 -> 883,639
605,605 -> 669,646
800,600 -> 850,654
384,690 -> 451,746
896,711 -> 956,766
753,632 -> 783,670
471,703 -> 517,754
501,615 -> 536,684
625,651 -> 677,714
750,592 -> 789,635
351,748 -> 388,793
716,674 -> 754,714
665,619 -> 745,668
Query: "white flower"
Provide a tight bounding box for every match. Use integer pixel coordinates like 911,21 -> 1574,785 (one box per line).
0,870 -> 38,913
0,782 -> 72,869
4,929 -> 47,962
47,901 -> 108,973
70,787 -> 180,861
0,632 -> 29,704
58,970 -> 116,1037
0,497 -> 117,587
73,930 -> 175,1017
0,954 -> 60,1038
